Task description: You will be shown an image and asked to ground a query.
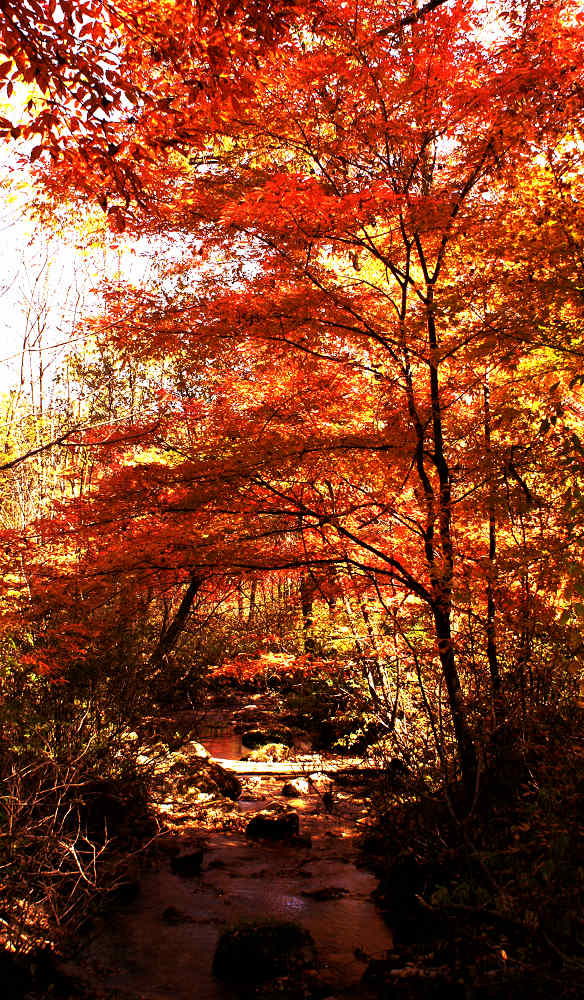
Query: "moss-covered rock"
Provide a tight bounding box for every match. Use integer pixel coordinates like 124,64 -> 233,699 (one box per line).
243,726 -> 295,748
246,743 -> 293,762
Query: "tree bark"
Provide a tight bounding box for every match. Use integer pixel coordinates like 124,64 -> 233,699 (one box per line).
300,573 -> 315,652
432,603 -> 478,799
149,573 -> 202,670
483,376 -> 503,724
425,285 -> 477,796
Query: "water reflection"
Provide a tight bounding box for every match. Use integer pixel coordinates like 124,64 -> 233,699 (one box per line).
198,726 -> 244,761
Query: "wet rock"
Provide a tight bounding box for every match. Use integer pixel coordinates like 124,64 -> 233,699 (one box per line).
245,805 -> 300,840
301,886 -> 348,901
212,920 -> 316,982
170,845 -> 204,876
282,777 -> 310,797
290,833 -> 313,849
186,739 -> 211,759
309,772 -> 334,795
204,759 -> 242,799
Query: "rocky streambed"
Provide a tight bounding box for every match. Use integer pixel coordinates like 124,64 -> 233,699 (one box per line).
67,693 -> 395,1000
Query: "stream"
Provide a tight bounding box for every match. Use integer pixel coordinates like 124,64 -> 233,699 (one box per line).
73,715 -> 394,999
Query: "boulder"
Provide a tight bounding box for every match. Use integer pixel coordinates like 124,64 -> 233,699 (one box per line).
282,778 -> 310,797
204,760 -> 242,800
301,886 -> 348,901
245,805 -> 300,841
155,743 -> 241,800
243,726 -> 295,748
246,743 -> 292,762
185,740 -> 211,759
309,772 -> 334,795
212,921 -> 316,982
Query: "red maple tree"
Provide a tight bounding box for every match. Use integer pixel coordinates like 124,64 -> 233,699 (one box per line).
5,0 -> 584,796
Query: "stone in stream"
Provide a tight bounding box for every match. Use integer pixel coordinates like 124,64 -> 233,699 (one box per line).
245,804 -> 300,840
212,920 -> 317,982
161,905 -> 193,924
301,886 -> 348,901
203,759 -> 242,800
282,777 -> 310,797
309,771 -> 334,795
170,845 -> 204,876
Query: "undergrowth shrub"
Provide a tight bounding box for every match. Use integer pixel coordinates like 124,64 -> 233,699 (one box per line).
0,640 -> 154,955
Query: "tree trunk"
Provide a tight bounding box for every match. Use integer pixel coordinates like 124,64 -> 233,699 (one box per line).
247,579 -> 257,625
426,287 -> 477,797
149,573 -> 202,670
483,376 -> 503,725
432,603 -> 478,799
300,573 -> 315,652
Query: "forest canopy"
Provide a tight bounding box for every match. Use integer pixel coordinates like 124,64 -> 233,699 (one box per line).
1,0 -> 584,828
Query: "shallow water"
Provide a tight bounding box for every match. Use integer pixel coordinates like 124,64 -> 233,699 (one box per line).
77,724 -> 393,999
80,835 -> 392,999
81,832 -> 392,999
200,731 -> 245,760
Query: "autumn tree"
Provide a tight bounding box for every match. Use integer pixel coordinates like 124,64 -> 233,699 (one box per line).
7,0 -> 584,797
